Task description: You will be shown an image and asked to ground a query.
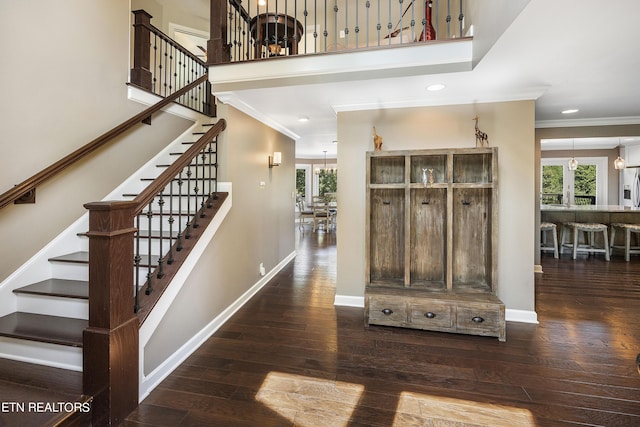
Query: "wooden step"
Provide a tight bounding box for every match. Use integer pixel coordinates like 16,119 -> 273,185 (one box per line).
0,312 -> 86,347
48,251 -> 88,264
49,251 -> 160,268
13,279 -> 88,299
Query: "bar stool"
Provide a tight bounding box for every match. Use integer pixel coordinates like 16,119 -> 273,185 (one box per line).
540,222 -> 559,258
560,222 -> 610,261
609,223 -> 640,261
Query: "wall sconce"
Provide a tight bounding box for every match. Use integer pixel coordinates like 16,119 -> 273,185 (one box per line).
269,152 -> 282,168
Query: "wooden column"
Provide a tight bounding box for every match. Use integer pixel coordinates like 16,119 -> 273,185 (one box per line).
83,201 -> 139,426
207,0 -> 231,64
131,10 -> 153,91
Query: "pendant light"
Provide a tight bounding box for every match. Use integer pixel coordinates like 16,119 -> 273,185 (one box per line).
568,139 -> 578,171
614,138 -> 626,170
315,151 -> 336,175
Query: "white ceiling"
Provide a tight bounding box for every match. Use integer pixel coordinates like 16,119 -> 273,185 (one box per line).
170,0 -> 640,158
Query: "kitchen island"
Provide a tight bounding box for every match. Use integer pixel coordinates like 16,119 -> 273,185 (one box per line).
541,204 -> 640,225
541,205 -> 640,256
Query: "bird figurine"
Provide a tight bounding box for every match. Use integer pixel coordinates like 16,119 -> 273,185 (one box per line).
373,126 -> 383,151
473,116 -> 489,147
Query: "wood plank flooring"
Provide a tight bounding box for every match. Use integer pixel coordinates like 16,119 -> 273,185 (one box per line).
124,234 -> 640,426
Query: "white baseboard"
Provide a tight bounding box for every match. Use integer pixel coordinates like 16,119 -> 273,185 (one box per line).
138,250 -> 296,401
505,309 -> 538,324
334,294 -> 365,307
334,294 -> 539,324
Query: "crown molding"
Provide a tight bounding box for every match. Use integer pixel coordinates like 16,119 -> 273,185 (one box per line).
536,116 -> 640,129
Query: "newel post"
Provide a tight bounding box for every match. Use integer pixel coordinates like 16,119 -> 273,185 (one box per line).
131,10 -> 153,91
207,0 -> 231,64
83,201 -> 139,426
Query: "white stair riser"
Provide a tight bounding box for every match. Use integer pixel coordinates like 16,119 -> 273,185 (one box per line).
0,337 -> 82,371
16,294 -> 88,320
49,263 -> 149,285
50,262 -> 88,281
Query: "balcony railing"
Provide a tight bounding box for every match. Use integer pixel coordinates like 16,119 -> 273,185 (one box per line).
225,0 -> 468,61
131,10 -> 215,116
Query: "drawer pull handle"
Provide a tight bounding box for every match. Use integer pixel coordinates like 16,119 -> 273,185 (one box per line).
382,201 -> 391,205
424,312 -> 436,319
472,316 -> 485,323
381,308 -> 393,315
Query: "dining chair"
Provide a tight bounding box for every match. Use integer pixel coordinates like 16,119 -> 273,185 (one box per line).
312,201 -> 330,232
296,196 -> 314,230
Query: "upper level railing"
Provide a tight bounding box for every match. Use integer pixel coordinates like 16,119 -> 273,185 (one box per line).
224,0 -> 467,61
131,10 -> 215,116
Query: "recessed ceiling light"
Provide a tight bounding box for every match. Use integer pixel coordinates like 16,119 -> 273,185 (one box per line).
426,84 -> 446,91
561,109 -> 579,114
298,116 -> 309,122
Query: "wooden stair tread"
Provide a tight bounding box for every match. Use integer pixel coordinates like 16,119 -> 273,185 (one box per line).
13,279 -> 88,299
0,312 -> 86,347
48,251 -> 88,264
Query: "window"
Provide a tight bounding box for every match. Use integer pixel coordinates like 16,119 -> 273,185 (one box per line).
541,157 -> 607,205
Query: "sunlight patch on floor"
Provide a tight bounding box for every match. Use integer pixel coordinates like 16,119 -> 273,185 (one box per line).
255,372 -> 364,426
394,391 -> 536,426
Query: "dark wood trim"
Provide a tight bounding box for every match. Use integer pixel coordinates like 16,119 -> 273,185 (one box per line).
130,10 -> 153,91
207,0 -> 231,64
0,75 -> 208,210
83,200 -> 139,426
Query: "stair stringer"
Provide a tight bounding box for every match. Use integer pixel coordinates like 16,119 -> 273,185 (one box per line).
0,119 -> 216,370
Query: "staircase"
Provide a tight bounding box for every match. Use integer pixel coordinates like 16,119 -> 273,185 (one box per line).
0,120 -> 230,425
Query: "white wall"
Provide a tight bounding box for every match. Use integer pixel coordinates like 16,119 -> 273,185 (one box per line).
0,0 -> 193,283
336,101 -> 536,313
142,104 -> 296,374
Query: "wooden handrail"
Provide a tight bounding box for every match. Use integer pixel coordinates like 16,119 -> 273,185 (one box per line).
0,75 -> 209,210
132,118 -> 226,214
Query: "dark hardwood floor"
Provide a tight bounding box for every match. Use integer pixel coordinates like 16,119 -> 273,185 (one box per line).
2,229 -> 639,426
123,232 -> 640,426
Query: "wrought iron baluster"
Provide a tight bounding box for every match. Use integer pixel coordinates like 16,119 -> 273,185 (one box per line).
355,1 -> 359,48
303,0 -> 308,54
212,137 -> 219,200
377,0 -> 381,46
322,0 -> 327,52
171,44 -> 177,95
167,178 -> 175,265
134,215 -> 141,313
168,43 -> 173,95
446,0 -> 451,39
156,191 -> 165,279
200,148 -> 207,217
185,165 -> 193,239
366,0 -> 370,47
459,0 -> 464,37
313,0 -> 317,53
192,151 -> 200,227
343,1 -> 348,49
398,0 -> 403,44
152,33 -> 158,93
176,171 -> 184,251
161,39 -> 167,96
145,201 -> 153,295
207,140 -> 214,207
387,0 -> 392,44
410,0 -> 416,41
